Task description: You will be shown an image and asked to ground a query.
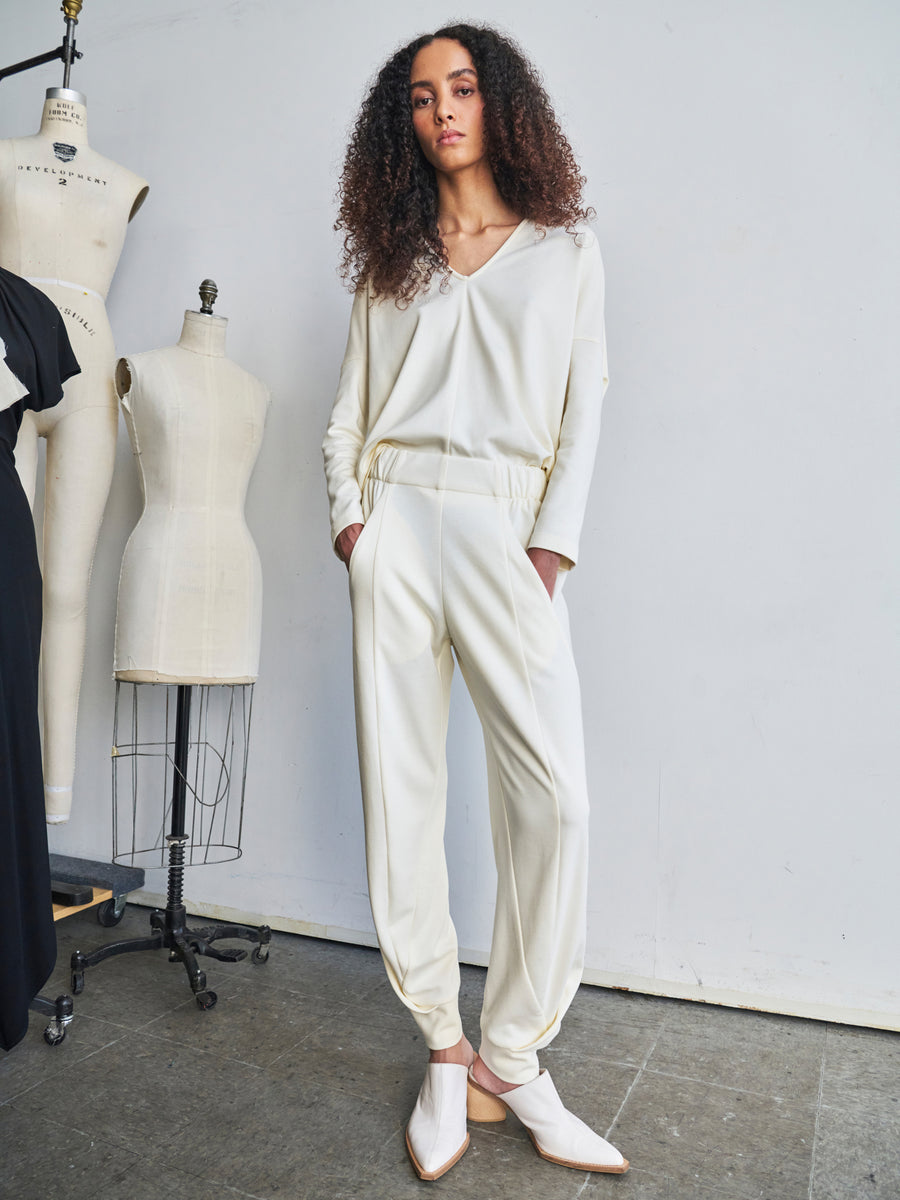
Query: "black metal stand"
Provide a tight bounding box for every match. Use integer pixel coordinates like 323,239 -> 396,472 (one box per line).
29,855 -> 145,1046
70,685 -> 270,1010
0,13 -> 81,86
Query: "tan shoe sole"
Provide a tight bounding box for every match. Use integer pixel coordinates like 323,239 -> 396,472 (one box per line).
405,1128 -> 470,1181
528,1129 -> 630,1173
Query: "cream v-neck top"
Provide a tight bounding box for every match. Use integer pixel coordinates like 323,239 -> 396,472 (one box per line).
323,220 -> 608,568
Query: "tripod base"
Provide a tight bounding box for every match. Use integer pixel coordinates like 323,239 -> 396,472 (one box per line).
70,903 -> 271,1009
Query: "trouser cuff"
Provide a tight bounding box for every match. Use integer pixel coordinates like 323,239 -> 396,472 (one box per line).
478,1036 -> 540,1087
412,999 -> 464,1051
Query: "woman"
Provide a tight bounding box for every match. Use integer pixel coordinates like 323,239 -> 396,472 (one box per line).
323,23 -> 627,1180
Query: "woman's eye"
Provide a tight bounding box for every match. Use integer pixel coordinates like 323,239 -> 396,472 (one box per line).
412,95 -> 432,108
457,87 -> 474,97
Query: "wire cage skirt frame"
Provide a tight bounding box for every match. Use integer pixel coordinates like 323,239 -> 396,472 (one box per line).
113,680 -> 252,869
70,681 -> 271,1009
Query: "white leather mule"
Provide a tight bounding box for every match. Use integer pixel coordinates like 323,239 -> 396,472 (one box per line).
467,1065 -> 629,1173
405,1062 -> 470,1181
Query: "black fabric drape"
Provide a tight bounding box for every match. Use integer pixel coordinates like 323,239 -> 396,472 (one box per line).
0,267 -> 79,1052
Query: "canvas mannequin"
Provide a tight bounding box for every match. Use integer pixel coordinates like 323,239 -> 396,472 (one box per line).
0,87 -> 148,822
114,305 -> 268,683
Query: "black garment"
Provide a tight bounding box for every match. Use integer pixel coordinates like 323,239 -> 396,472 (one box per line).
0,267 -> 80,1052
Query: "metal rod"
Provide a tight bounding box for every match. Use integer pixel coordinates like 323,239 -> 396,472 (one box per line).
171,685 -> 193,840
0,43 -> 68,84
62,19 -> 77,88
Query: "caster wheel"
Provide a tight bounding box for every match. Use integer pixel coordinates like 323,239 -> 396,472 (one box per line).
44,1021 -> 66,1046
71,971 -> 84,995
195,990 -> 217,1010
251,945 -> 269,965
96,897 -> 126,927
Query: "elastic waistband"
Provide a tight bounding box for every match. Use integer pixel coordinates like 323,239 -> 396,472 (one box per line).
370,447 -> 547,501
26,276 -> 104,302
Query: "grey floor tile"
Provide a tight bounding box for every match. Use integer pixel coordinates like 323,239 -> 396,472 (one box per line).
820,1024 -> 900,1114
227,929 -> 388,1003
342,981 -> 425,1036
810,1103 -> 900,1200
612,1069 -> 816,1200
269,1005 -> 426,1109
0,1104 -> 138,1200
91,1154 -> 261,1200
11,1033 -> 266,1154
645,1002 -> 826,1102
160,1074 -> 407,1199
10,1029 -> 398,1199
569,987 -> 677,1029
140,976 -> 343,1067
548,987 -> 670,1070
0,1012 -> 126,1104
582,1167 -> 750,1199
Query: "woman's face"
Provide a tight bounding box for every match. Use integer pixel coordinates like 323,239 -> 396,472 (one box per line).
409,38 -> 486,175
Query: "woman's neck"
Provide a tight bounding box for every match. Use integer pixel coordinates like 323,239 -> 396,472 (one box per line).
178,311 -> 228,357
435,162 -> 519,236
38,89 -> 89,147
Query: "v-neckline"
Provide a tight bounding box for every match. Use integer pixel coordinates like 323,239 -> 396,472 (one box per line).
447,219 -> 530,281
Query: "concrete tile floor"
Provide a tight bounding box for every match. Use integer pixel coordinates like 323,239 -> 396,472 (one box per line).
1,904 -> 897,1200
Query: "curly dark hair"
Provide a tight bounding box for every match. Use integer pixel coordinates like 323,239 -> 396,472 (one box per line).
336,22 -> 592,304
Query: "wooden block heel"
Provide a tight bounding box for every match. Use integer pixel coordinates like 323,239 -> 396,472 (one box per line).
466,1073 -> 508,1122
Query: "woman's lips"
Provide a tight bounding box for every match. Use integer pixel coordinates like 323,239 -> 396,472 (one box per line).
437,131 -> 463,144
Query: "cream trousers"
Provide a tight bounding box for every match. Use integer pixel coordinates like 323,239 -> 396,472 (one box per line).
348,448 -> 589,1085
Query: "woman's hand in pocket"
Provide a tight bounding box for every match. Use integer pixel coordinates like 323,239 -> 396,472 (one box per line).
336,523 -> 365,570
526,546 -> 561,599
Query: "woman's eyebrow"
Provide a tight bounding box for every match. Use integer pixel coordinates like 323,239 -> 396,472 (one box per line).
409,67 -> 478,89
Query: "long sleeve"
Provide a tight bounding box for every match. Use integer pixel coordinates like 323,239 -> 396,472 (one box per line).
323,284 -> 369,551
528,236 -> 608,569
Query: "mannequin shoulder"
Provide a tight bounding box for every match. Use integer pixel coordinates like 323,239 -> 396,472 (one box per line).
87,147 -> 150,212
118,345 -> 178,380
222,357 -> 270,399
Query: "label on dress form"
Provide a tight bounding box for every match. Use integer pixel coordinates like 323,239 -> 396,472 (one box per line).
45,101 -> 85,130
57,304 -> 97,337
17,163 -> 108,188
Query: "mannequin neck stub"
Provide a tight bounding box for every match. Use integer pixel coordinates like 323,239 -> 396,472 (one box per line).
178,310 -> 228,357
39,95 -> 89,146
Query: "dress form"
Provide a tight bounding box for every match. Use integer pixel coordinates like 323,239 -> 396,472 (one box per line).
115,284 -> 269,683
0,88 -> 148,823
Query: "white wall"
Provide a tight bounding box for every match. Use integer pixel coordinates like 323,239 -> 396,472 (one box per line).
3,0 -> 897,1028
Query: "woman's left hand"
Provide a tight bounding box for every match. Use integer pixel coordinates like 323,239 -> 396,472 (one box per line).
526,547 -> 561,599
